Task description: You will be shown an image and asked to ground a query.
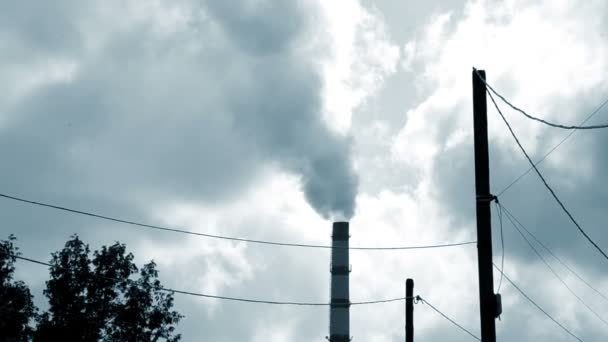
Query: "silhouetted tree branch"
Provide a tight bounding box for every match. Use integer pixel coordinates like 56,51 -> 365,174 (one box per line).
0,235 -> 36,342
32,235 -> 182,341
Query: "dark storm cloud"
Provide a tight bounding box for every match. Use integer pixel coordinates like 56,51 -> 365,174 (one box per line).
0,1 -> 360,340
0,0 -> 358,223
0,0 -> 85,54
204,0 -> 306,55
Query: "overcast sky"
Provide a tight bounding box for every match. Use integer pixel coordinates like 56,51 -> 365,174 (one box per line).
2,0 -> 608,341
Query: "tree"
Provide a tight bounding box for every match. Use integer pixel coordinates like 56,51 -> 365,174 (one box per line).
34,236 -> 182,341
0,235 -> 37,342
105,262 -> 182,342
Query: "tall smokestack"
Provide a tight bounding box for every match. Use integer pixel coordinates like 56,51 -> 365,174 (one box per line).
330,221 -> 350,342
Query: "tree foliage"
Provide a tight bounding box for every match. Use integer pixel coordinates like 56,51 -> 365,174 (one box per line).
0,235 -> 36,342
34,235 -> 183,341
1,235 -> 183,341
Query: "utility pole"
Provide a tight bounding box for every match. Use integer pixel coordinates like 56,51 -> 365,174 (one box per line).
472,69 -> 497,342
405,278 -> 414,342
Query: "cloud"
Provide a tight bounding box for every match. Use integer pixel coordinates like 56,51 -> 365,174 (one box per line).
0,0 -> 359,221
387,0 -> 608,340
318,1 -> 400,134
392,0 -> 608,238
4,0 -> 608,341
0,0 -> 371,339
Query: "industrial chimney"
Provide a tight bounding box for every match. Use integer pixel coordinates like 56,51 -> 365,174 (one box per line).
329,221 -> 350,342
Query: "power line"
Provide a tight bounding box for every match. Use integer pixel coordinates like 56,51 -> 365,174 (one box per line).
476,70 -> 608,130
493,264 -> 584,342
499,204 -> 608,303
0,192 -> 476,251
351,297 -> 414,306
417,296 -> 481,341
497,95 -> 608,196
484,83 -> 608,262
498,203 -> 608,327
14,255 -> 413,306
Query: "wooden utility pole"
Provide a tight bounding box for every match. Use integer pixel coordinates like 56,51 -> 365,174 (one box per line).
472,69 -> 497,342
405,278 -> 414,342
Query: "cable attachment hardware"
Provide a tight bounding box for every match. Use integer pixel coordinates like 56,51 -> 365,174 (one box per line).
476,194 -> 498,203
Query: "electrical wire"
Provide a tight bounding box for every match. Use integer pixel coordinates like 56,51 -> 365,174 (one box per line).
0,192 -> 476,251
484,84 -> 608,262
473,68 -> 608,197
13,255 -> 414,306
493,264 -> 584,342
500,204 -> 608,303
417,296 -> 481,341
475,69 -> 608,130
498,203 -> 608,327
497,95 -> 608,196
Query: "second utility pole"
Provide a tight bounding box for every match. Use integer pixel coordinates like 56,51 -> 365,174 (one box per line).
472,69 -> 497,342
405,279 -> 414,342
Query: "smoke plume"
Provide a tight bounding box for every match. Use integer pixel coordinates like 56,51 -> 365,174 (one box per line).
0,0 -> 358,219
